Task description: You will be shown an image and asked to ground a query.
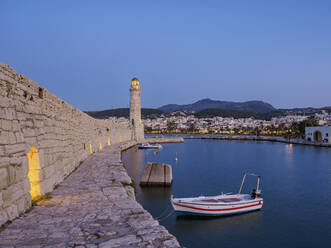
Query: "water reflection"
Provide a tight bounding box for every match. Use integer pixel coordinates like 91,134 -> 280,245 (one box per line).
175,210 -> 263,231
122,140 -> 331,248
285,144 -> 294,168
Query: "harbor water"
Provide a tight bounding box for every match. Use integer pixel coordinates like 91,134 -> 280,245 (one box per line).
122,139 -> 331,248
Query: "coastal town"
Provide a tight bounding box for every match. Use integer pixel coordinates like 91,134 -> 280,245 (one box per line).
133,111 -> 331,136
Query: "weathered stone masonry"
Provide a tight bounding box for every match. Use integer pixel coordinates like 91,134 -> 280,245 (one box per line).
0,63 -> 133,226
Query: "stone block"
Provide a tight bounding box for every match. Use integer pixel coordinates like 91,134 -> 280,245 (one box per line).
2,183 -> 24,207
43,153 -> 55,167
4,108 -> 16,120
16,196 -> 26,214
0,145 -> 5,156
12,120 -> 19,131
5,143 -> 26,155
14,99 -> 24,112
0,131 -> 10,144
9,131 -> 16,144
0,97 -> 10,108
34,120 -> 44,128
0,109 -> 6,119
24,136 -> 37,146
99,235 -> 140,248
14,131 -> 24,143
14,165 -> 26,183
16,111 -> 27,120
22,178 -> 31,194
23,105 -> 41,114
0,210 -> 8,226
22,119 -> 34,128
41,165 -> 54,180
0,191 -> 3,206
40,177 -> 54,194
22,127 -> 36,137
9,156 -> 25,166
5,204 -> 18,220
24,194 -> 31,209
1,119 -> 12,131
7,166 -> 15,185
0,157 -> 10,168
0,167 -> 8,189
140,162 -> 172,186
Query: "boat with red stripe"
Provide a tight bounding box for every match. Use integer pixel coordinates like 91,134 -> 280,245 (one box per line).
171,173 -> 263,216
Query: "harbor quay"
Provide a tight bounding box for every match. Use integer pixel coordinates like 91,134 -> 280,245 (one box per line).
0,142 -> 180,247
0,63 -> 182,247
183,134 -> 331,148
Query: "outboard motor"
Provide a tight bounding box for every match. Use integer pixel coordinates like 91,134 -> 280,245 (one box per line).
251,189 -> 261,199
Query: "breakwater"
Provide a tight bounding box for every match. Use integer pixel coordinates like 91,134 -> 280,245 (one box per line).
0,63 -> 133,226
0,141 -> 181,247
146,137 -> 184,144
184,135 -> 331,147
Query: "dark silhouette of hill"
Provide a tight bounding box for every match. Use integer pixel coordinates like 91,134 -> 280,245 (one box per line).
85,103 -> 330,121
158,98 -> 275,113
85,108 -> 164,119
195,108 -> 284,120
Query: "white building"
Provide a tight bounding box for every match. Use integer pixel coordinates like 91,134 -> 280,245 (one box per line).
305,126 -> 331,143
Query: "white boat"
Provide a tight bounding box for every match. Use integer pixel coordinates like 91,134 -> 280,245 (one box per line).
138,143 -> 163,149
171,173 -> 263,216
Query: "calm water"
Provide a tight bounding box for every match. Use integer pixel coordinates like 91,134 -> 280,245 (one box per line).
122,139 -> 331,248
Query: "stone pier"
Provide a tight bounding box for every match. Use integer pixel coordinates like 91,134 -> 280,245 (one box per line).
0,142 -> 180,248
140,162 -> 173,187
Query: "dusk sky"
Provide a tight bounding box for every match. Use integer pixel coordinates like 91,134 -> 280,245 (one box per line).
1,0 -> 331,111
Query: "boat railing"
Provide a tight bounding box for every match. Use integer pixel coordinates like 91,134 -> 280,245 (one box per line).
238,173 -> 261,197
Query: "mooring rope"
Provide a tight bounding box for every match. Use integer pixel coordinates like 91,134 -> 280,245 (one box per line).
155,205 -> 171,219
155,204 -> 176,221
157,209 -> 175,222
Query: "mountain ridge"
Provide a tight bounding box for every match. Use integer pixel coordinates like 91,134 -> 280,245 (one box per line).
158,98 -> 275,113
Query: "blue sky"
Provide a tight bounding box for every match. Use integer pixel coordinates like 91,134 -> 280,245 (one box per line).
1,0 -> 331,110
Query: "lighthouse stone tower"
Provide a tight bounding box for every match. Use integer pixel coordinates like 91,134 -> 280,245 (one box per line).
130,77 -> 145,141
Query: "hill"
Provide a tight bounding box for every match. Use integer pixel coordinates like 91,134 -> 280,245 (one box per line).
86,108 -> 164,119
158,98 -> 275,113
85,104 -> 331,121
194,108 -> 284,120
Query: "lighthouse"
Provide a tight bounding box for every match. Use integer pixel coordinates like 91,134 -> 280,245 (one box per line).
129,77 -> 145,141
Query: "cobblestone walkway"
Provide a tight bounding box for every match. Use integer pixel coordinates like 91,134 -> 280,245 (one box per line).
0,142 -> 180,248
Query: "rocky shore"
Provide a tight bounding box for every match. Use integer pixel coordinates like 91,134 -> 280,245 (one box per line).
0,141 -> 180,248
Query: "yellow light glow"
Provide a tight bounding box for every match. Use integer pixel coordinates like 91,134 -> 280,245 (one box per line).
108,137 -> 111,146
27,147 -> 41,200
120,136 -> 122,142
131,78 -> 140,89
90,144 -> 93,154
99,143 -> 102,151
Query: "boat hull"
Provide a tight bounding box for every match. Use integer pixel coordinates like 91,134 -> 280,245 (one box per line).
138,146 -> 160,149
171,198 -> 263,216
138,144 -> 162,149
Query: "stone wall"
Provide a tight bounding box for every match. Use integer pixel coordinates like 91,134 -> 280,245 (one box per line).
0,63 -> 133,226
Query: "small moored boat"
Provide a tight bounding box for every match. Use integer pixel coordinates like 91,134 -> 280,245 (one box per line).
138,143 -> 163,149
171,173 -> 263,216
